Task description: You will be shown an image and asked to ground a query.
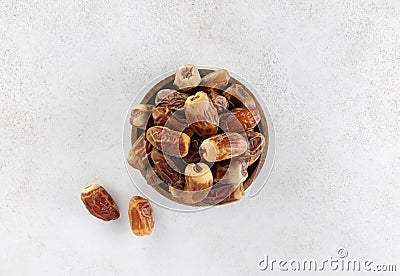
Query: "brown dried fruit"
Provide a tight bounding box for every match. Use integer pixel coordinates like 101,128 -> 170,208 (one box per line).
182,137 -> 203,163
173,64 -> 201,89
219,107 -> 261,133
222,84 -> 256,109
219,183 -> 245,204
208,91 -> 229,113
185,163 -> 213,190
202,183 -> 237,205
199,69 -> 230,91
151,149 -> 185,190
183,126 -> 195,137
127,133 -> 152,171
146,126 -> 190,157
164,111 -> 186,130
152,106 -> 174,126
164,109 -> 194,137
200,133 -> 248,162
202,179 -> 245,205
141,166 -> 164,186
184,91 -> 219,137
212,158 -> 248,185
245,130 -> 265,166
155,89 -> 189,110
128,196 -> 154,236
164,154 -> 187,174
81,184 -> 120,221
130,104 -> 154,129
182,163 -> 213,204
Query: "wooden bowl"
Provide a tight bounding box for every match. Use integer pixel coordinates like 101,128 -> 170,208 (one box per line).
131,69 -> 269,206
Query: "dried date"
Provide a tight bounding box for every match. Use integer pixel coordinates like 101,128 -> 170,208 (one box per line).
182,163 -> 213,204
127,133 -> 152,171
81,184 -> 120,221
199,69 -> 230,92
146,126 -> 190,157
150,149 -> 185,190
202,183 -> 237,205
200,132 -> 248,162
219,107 -> 261,133
128,196 -> 154,236
219,183 -> 245,204
182,137 -> 203,164
141,166 -> 164,186
184,91 -> 219,137
245,130 -> 265,166
155,89 -> 189,110
164,109 -> 194,137
174,64 -> 201,89
152,106 -> 174,126
212,158 -> 248,185
222,84 -> 256,109
130,104 -> 154,129
208,91 -> 229,113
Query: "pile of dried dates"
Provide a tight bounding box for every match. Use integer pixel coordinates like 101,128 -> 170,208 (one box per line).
79,65 -> 267,237
128,64 -> 267,206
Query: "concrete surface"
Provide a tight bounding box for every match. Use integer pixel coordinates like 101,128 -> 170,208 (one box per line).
1,1 -> 400,275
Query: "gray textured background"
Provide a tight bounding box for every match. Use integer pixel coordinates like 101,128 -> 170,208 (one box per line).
1,1 -> 400,275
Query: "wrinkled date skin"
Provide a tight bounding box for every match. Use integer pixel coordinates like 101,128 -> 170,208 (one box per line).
163,154 -> 186,174
219,107 -> 261,133
219,183 -> 245,204
199,69 -> 230,92
130,104 -> 154,129
182,163 -> 213,204
184,163 -> 213,191
208,91 -> 229,113
141,166 -> 164,186
146,126 -> 190,157
184,91 -> 219,137
212,158 -> 248,185
152,106 -> 174,126
202,183 -> 237,205
127,133 -> 152,171
151,149 -> 185,190
164,109 -> 195,137
81,184 -> 120,221
128,196 -> 155,236
182,137 -> 203,164
155,89 -> 189,110
245,130 -> 266,166
200,132 -> 248,162
174,64 -> 201,90
222,84 -> 256,109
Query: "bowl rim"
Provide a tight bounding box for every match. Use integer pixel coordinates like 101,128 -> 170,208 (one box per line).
122,65 -> 276,212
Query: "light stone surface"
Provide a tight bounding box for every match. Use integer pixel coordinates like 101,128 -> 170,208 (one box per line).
1,1 -> 400,275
